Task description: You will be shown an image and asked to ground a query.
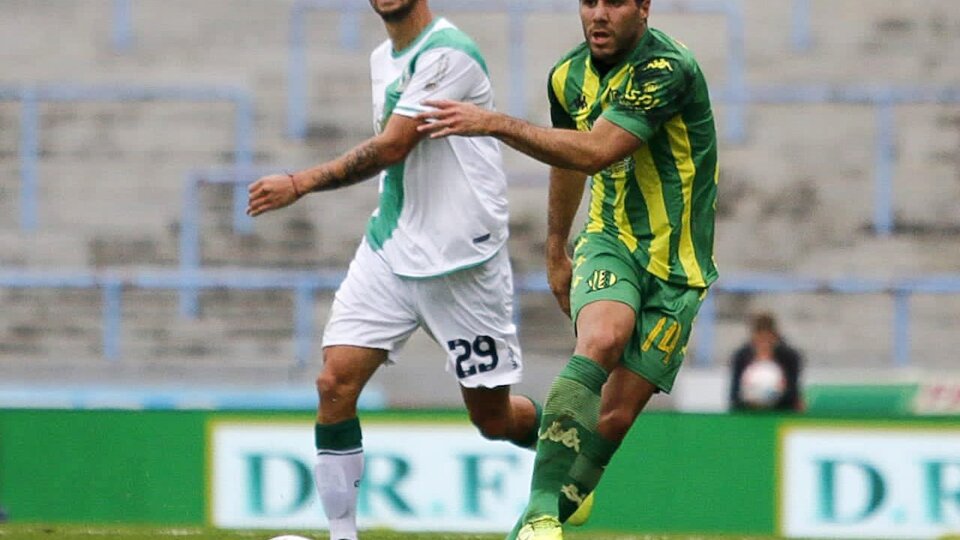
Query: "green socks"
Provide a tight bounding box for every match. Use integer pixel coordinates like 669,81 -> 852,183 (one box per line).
521,355 -> 609,523
558,431 -> 619,522
315,418 -> 362,452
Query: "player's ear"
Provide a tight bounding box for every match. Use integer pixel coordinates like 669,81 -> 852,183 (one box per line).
639,0 -> 651,18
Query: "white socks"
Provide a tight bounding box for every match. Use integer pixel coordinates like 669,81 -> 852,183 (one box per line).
315,449 -> 364,540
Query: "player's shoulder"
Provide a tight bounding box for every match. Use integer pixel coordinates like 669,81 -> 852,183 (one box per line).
370,38 -> 393,63
629,28 -> 698,76
417,18 -> 488,73
550,42 -> 591,76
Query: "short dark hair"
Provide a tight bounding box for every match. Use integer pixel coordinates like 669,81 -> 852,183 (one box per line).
751,312 -> 779,335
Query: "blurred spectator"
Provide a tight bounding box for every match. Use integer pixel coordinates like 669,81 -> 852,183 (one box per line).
729,312 -> 803,411
0,504 -> 7,522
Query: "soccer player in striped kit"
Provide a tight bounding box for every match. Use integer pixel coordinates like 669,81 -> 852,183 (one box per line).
417,0 -> 719,538
247,1 -> 541,538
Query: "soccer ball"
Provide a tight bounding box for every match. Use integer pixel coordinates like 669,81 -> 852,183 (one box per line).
740,359 -> 786,407
268,536 -> 313,540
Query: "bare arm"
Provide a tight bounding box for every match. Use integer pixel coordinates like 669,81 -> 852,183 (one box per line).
416,100 -> 642,175
546,167 -> 587,317
247,114 -> 422,217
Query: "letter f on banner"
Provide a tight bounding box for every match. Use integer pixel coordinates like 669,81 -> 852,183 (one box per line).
925,461 -> 960,523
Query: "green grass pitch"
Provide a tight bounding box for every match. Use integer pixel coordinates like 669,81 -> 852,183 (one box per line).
0,525 -> 788,540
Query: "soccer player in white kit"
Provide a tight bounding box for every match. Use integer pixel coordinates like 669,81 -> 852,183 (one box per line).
246,1 -> 541,539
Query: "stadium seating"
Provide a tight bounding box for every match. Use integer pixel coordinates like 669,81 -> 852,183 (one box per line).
1,0 -> 958,408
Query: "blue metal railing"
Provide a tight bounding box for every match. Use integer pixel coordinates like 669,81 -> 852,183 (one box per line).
741,84 -> 960,236
0,84 -> 256,233
285,0 -> 748,141
111,0 -> 134,52
3,269 -> 958,368
178,166 -> 284,317
791,0 -> 813,51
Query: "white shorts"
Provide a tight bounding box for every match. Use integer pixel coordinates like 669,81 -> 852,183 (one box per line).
321,239 -> 523,389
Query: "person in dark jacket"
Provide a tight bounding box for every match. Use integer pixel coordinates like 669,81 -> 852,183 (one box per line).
729,312 -> 803,411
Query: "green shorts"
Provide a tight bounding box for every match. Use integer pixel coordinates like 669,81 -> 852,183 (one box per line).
570,233 -> 708,393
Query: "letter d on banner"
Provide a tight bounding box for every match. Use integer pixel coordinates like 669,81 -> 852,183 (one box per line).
817,459 -> 885,523
246,453 -> 313,516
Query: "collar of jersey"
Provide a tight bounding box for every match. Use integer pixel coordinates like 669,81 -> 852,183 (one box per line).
391,17 -> 443,59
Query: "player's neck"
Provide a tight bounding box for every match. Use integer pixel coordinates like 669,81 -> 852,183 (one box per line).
592,22 -> 649,72
385,4 -> 434,54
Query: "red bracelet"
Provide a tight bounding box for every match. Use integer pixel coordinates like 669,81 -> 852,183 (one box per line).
287,172 -> 302,198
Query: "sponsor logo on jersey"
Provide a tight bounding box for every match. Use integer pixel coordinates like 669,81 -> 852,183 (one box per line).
643,58 -> 674,72
603,156 -> 634,177
571,93 -> 588,113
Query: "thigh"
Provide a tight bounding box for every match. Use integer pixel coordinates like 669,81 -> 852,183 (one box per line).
569,234 -> 642,329
622,275 -> 708,393
460,385 -> 512,422
416,248 -> 523,389
322,240 -> 420,362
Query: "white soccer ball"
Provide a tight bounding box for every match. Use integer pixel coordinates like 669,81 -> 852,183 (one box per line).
268,536 -> 314,540
740,359 -> 786,407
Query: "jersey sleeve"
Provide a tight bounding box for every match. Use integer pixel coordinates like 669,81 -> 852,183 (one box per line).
393,48 -> 487,118
548,68 -> 576,130
601,56 -> 690,142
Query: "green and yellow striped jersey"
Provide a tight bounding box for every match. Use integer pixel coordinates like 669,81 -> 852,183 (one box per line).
549,27 -> 718,288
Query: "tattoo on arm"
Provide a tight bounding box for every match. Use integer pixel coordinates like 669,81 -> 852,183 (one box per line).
308,140 -> 391,192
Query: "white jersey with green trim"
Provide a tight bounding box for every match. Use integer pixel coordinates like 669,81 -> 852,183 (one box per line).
365,17 -> 509,278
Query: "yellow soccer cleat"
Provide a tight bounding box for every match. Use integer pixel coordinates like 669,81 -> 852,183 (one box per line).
565,491 -> 594,526
517,515 -> 563,540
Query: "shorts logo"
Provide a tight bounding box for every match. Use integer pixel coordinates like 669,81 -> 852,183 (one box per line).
587,269 -> 618,292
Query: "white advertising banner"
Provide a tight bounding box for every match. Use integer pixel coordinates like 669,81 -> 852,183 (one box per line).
209,421 -> 534,532
781,427 -> 960,539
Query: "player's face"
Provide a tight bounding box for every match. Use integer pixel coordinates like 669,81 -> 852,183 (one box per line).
580,0 -> 650,63
369,0 -> 420,22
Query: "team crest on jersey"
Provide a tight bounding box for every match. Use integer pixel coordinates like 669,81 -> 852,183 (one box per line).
423,53 -> 450,91
587,269 -> 618,292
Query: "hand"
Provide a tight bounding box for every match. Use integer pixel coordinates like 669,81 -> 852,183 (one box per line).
415,99 -> 495,138
546,250 -> 574,318
247,173 -> 302,217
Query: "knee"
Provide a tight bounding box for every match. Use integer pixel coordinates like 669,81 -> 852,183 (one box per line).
316,369 -> 361,404
470,413 -> 511,441
598,407 -> 635,443
580,327 -> 629,364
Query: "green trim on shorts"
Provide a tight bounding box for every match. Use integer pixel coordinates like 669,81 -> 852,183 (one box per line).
569,233 -> 708,393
